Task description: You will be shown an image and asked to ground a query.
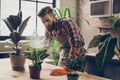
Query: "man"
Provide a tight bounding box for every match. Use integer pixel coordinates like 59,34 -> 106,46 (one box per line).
38,6 -> 86,66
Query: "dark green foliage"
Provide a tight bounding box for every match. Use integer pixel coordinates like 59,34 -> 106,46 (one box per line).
114,19 -> 120,28
88,33 -> 118,72
96,37 -> 117,71
99,33 -> 111,42
64,55 -> 86,72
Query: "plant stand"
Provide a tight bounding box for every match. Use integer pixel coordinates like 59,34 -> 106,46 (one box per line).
29,66 -> 40,79
67,74 -> 79,80
10,54 -> 26,71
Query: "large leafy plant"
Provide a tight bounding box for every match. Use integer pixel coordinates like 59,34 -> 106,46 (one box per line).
88,33 -> 119,73
3,11 -> 31,55
25,47 -> 49,70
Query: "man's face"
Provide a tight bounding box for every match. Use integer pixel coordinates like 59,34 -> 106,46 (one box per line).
41,14 -> 56,32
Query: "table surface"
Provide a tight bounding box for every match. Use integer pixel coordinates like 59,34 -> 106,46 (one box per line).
0,58 -> 111,80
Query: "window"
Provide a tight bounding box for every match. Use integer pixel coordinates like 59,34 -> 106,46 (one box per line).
0,0 -> 57,36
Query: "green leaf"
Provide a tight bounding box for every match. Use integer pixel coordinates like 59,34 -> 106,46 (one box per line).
64,7 -> 72,18
99,32 -> 111,42
53,8 -> 62,18
109,16 -> 116,28
88,34 -> 103,48
96,37 -> 117,71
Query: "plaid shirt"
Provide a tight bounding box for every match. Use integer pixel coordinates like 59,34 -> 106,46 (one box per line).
45,18 -> 84,48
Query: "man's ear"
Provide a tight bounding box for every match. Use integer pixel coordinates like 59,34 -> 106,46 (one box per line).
49,13 -> 56,17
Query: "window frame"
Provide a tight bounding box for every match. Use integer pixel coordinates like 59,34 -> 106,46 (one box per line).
0,0 -> 56,40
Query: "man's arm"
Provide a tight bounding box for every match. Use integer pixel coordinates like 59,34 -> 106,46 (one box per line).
43,30 -> 52,44
63,20 -> 85,56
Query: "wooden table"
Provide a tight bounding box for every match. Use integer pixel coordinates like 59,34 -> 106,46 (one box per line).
0,58 -> 111,80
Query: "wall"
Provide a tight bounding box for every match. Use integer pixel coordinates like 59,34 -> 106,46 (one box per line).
59,0 -> 120,54
60,0 -> 76,21
59,0 -> 100,53
80,0 -> 120,55
79,0 -> 100,50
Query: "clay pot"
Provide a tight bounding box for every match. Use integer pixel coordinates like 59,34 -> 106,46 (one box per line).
10,54 -> 26,71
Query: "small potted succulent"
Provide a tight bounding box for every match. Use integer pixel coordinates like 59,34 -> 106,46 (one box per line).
3,11 -> 31,71
64,55 -> 86,80
25,46 -> 49,79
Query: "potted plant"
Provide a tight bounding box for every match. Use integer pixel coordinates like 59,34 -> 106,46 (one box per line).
87,32 -> 119,77
25,46 -> 49,79
2,11 -> 31,71
64,55 -> 86,80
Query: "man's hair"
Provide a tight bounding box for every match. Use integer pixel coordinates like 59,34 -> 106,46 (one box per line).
38,6 -> 53,17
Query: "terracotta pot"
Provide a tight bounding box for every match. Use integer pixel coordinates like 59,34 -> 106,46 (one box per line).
29,66 -> 41,79
67,74 -> 79,80
10,54 -> 26,71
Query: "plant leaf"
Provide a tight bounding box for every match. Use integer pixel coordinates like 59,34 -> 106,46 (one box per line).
10,32 -> 21,44
64,7 -> 72,18
18,16 -> 31,35
100,32 -> 111,42
17,10 -> 22,18
53,8 -> 62,18
114,19 -> 120,28
96,37 -> 117,71
2,18 -> 13,32
8,15 -> 22,30
109,16 -> 116,28
88,34 -> 103,48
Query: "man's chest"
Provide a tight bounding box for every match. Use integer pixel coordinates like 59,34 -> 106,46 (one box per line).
51,30 -> 69,46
